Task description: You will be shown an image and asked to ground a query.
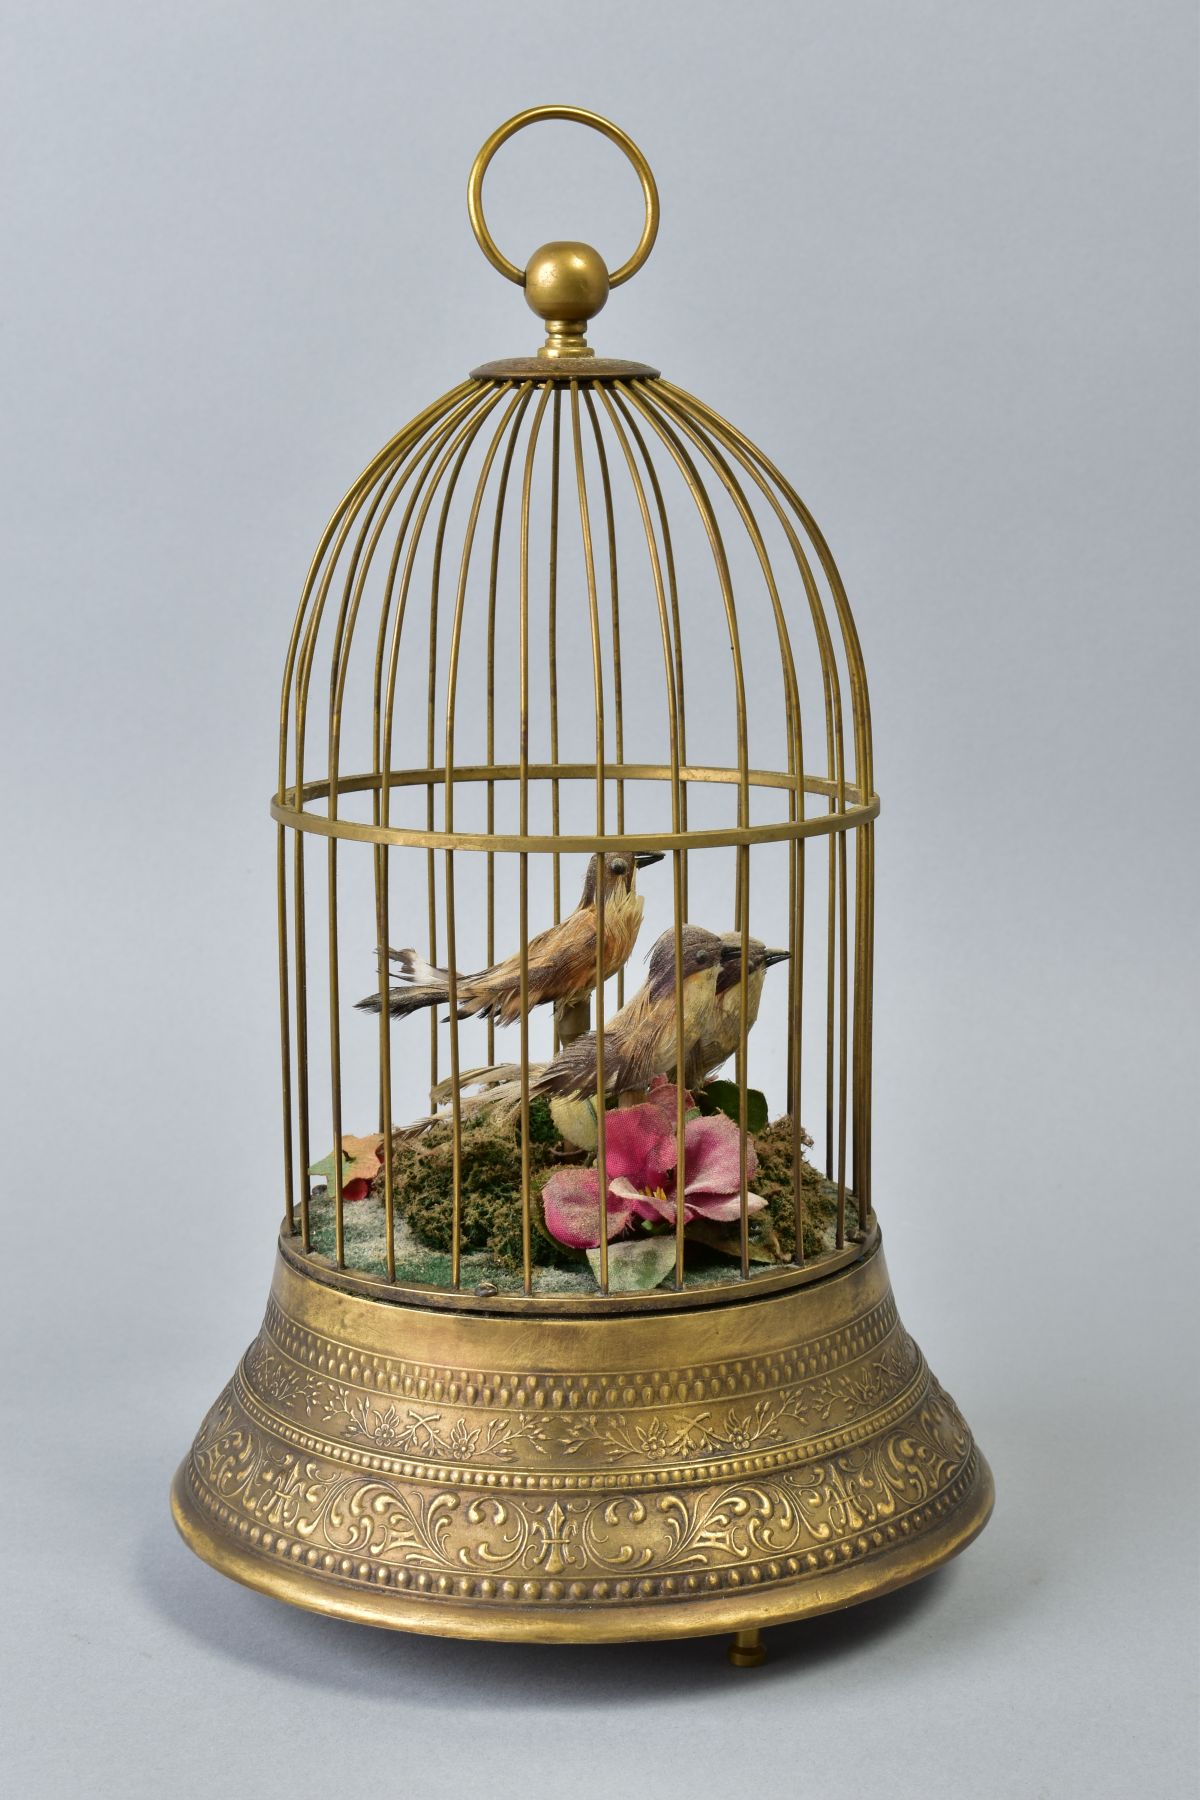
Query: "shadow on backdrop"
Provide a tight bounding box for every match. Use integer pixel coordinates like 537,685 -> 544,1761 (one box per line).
139,1514 -> 961,1706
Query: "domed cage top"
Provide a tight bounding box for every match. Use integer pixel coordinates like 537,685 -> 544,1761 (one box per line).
273,108 -> 877,1308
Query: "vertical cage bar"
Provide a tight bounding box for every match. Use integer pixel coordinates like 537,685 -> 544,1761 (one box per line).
518,843 -> 531,1289
422,418 -> 494,1113
373,854 -> 386,1136
586,392 -> 626,1008
425,639 -> 441,1107
615,389 -> 752,844
444,388 -> 529,1291
547,390 -> 563,1051
594,386 -> 685,1288
327,838 -> 345,1266
861,819 -> 875,1226
835,827 -> 849,1249
517,382 -> 554,1294
293,837 -> 311,1248
610,390 -> 690,912
374,841 -> 395,1278
370,391 -> 495,810
826,829 -> 836,1182
672,865 -> 687,1285
787,811 -> 797,1106
276,823 -> 295,1234
483,400 -> 525,1072
851,822 -> 866,1222
572,382 -> 609,1292
791,835 -> 806,1263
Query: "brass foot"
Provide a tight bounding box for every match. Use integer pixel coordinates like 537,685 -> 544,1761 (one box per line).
727,1627 -> 765,1667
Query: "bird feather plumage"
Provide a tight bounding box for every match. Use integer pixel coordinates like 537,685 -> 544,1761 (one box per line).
531,925 -> 724,1100
355,854 -> 655,1023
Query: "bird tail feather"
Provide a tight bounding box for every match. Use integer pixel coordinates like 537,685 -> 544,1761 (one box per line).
354,985 -> 444,1017
429,1063 -> 524,1106
354,946 -> 457,1017
401,1083 -> 523,1136
390,948 -> 447,989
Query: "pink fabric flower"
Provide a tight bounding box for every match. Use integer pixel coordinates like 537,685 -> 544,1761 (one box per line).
540,1101 -> 676,1248
644,1073 -> 695,1119
541,1085 -> 763,1249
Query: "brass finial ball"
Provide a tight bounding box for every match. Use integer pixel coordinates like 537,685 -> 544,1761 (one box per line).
523,240 -> 610,324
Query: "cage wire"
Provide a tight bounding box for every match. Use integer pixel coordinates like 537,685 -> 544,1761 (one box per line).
275,374 -> 875,1300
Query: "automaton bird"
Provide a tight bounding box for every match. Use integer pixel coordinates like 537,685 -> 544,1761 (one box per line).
683,933 -> 791,1085
530,924 -> 724,1100
355,851 -> 663,1028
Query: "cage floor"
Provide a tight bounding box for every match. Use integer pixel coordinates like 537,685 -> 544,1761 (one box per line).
304,1172 -> 855,1295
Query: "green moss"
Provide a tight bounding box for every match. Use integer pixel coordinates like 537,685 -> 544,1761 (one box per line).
526,1096 -> 559,1145
752,1114 -> 866,1258
385,1108 -> 579,1272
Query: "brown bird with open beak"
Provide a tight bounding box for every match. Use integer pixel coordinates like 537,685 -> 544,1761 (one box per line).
530,924 -> 723,1099
356,851 -> 664,1028
684,933 -> 791,1085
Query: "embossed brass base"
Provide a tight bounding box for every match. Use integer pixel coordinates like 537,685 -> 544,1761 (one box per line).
172,1236 -> 992,1643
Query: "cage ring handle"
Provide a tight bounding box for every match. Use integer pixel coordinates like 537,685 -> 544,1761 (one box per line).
467,105 -> 660,288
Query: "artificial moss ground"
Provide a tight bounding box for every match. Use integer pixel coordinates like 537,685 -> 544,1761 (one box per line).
306,1104 -> 865,1294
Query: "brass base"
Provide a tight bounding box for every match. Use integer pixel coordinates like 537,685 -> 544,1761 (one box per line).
172,1234 -> 993,1644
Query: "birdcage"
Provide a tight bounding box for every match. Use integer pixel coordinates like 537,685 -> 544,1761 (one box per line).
172,107 -> 992,1661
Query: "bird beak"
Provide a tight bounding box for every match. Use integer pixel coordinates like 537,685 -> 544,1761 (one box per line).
762,948 -> 791,966
633,851 -> 665,868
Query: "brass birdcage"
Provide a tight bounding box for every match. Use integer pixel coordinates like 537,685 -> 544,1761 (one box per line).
172,107 -> 992,1661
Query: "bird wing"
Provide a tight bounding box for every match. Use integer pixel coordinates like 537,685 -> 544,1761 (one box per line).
474,909 -> 599,1026
368,899 -> 625,1027
531,987 -> 660,1097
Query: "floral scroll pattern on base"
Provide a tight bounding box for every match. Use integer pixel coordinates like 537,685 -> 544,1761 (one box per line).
184,1291 -> 982,1609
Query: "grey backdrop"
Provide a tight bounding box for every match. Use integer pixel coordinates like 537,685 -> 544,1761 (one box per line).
3,3 -> 1197,1796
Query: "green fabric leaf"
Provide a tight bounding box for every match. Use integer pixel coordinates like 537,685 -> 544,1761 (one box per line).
308,1150 -> 354,1183
696,1081 -> 769,1135
586,1236 -> 677,1291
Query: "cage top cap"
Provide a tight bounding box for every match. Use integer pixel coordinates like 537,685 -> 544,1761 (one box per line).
467,105 -> 660,363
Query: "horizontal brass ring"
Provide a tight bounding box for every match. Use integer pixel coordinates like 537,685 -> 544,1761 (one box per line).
289,760 -> 860,796
270,792 -> 879,853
